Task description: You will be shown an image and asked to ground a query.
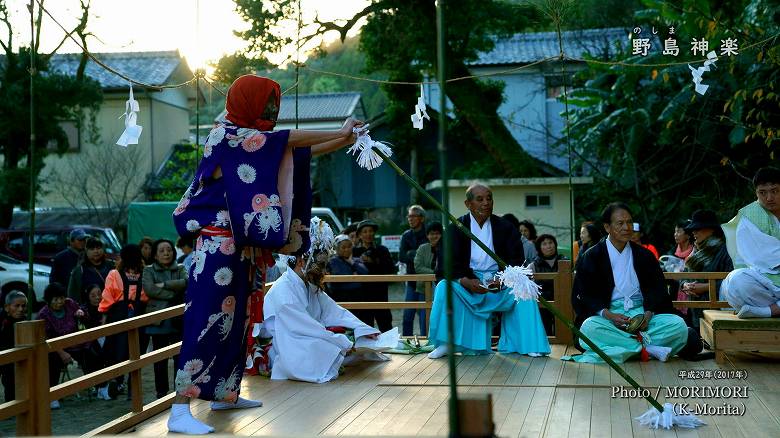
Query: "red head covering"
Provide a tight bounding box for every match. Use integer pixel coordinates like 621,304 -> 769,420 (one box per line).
225,75 -> 281,131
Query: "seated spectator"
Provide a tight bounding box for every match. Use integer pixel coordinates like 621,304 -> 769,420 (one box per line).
631,223 -> 659,259
573,222 -> 600,264
411,221 -> 443,336
68,237 -> 115,305
0,290 -> 28,402
671,221 -> 695,262
721,167 -> 780,318
352,220 -> 395,332
679,210 -> 733,327
99,244 -> 149,399
38,283 -> 99,409
83,284 -> 104,329
327,235 -> 370,317
143,239 -> 187,399
532,234 -> 568,335
502,214 -> 537,263
568,202 -> 688,363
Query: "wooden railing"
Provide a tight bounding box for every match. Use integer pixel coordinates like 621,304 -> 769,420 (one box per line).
0,305 -> 184,436
0,266 -> 732,436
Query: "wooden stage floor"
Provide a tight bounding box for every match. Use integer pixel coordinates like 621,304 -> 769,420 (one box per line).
129,345 -> 780,437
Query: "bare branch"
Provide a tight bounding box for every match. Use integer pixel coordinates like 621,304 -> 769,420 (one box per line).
309,2 -> 389,43
0,1 -> 11,53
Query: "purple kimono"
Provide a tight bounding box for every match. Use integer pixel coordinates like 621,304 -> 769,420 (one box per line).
172,123 -> 311,401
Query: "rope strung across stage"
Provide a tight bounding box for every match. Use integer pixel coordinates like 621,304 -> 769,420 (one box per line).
345,139 -> 704,429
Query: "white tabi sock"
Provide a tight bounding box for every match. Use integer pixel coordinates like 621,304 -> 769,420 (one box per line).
737,305 -> 771,319
427,345 -> 449,359
646,345 -> 672,362
210,397 -> 263,410
167,403 -> 214,434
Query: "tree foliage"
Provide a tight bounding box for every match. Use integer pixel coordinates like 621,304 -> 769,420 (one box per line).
233,0 -> 545,177
0,0 -> 104,228
563,0 -> 779,248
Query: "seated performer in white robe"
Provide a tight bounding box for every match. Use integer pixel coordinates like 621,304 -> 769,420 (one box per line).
263,255 -> 380,383
721,167 -> 780,318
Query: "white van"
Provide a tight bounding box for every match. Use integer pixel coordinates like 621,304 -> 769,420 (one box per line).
311,207 -> 344,233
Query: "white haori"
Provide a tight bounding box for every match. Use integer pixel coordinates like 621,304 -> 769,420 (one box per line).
263,269 -> 380,383
469,214 -> 499,272
606,239 -> 642,311
736,216 -> 780,275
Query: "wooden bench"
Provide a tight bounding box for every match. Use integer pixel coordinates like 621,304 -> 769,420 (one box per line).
700,309 -> 780,363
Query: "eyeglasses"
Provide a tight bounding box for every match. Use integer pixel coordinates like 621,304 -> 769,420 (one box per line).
407,215 -> 421,218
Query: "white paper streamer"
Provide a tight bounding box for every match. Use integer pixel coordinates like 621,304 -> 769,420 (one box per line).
688,51 -> 718,95
636,402 -> 705,429
495,264 -> 542,301
347,127 -> 393,170
116,85 -> 143,147
411,84 -> 430,130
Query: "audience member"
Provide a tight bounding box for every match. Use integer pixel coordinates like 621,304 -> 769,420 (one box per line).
50,229 -> 88,288
400,205 -> 429,336
139,237 -> 155,267
410,221 -> 443,336
502,214 -> 537,263
175,236 -> 195,272
630,223 -> 660,259
326,234 -> 370,303
38,283 -> 99,409
679,210 -> 733,327
68,237 -> 114,305
0,291 -> 27,402
532,234 -> 568,335
143,239 -> 187,398
573,222 -> 600,264
352,220 -> 395,332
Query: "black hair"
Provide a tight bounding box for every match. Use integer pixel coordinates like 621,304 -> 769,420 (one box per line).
675,221 -> 692,238
342,223 -> 358,235
85,237 -> 104,250
753,167 -> 780,188
85,283 -> 102,294
43,282 -> 67,305
534,234 -> 558,255
518,220 -> 537,240
582,223 -> 601,242
151,239 -> 176,263
600,202 -> 633,225
501,213 -> 520,229
426,221 -> 443,234
117,244 -> 144,273
176,235 -> 194,249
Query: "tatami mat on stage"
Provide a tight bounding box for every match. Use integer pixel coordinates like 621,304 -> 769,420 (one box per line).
126,345 -> 780,437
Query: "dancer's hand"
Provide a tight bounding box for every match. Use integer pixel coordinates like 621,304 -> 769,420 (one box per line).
604,310 -> 630,328
339,117 -> 365,137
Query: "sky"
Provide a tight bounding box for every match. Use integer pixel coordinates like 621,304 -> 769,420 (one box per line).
5,0 -> 370,72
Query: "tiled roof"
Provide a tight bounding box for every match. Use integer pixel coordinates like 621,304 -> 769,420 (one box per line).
472,27 -> 627,65
278,92 -> 361,122
48,51 -> 184,89
215,92 -> 362,123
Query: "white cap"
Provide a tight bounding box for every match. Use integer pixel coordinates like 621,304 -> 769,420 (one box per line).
632,222 -> 640,232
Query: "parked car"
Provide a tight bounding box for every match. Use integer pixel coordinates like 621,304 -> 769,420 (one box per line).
312,207 -> 344,233
0,225 -> 122,266
0,253 -> 51,305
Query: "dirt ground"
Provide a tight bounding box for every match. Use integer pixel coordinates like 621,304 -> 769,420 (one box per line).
0,284 -> 417,436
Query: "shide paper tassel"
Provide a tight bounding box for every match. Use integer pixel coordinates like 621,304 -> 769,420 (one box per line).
348,126 -> 393,170
494,265 -> 541,301
636,403 -> 706,429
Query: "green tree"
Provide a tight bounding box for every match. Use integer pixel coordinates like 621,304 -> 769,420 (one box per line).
562,0 -> 779,246
233,0 -> 544,177
0,0 -> 103,228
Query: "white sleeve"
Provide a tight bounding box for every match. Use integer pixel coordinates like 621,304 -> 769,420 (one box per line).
736,218 -> 780,274
269,303 -> 352,383
318,293 -> 381,339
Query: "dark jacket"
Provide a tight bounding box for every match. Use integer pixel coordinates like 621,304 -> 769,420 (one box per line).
572,239 -> 677,327
326,256 -> 370,302
353,243 -> 396,301
436,214 -> 524,280
67,259 -> 115,304
399,227 -> 428,276
533,254 -> 568,300
50,247 -> 81,288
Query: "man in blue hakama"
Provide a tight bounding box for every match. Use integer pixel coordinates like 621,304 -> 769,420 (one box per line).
427,183 -> 550,359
